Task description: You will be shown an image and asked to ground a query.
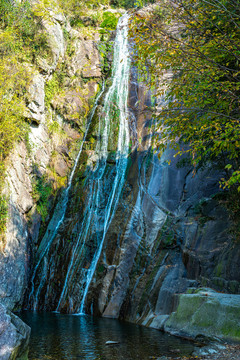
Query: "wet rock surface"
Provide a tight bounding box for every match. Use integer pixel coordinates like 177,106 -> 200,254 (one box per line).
1,6 -> 239,359
0,0 -> 103,314
24,38 -> 240,343
84,66 -> 240,342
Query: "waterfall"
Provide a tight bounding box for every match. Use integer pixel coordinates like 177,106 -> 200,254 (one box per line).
58,13 -> 131,314
28,83 -> 105,310
29,13 -> 131,313
78,13 -> 131,314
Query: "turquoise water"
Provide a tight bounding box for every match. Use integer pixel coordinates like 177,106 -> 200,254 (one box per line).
20,312 -> 197,360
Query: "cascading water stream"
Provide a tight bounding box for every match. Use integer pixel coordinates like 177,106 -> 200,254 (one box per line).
78,14 -> 130,314
28,83 -> 105,310
29,13 -> 131,313
56,14 -> 131,314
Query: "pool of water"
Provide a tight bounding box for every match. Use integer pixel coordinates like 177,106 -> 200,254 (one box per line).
20,312 -> 198,360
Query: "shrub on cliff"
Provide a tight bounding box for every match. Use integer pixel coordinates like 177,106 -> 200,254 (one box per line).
110,0 -> 155,8
0,0 -> 51,236
130,0 -> 240,193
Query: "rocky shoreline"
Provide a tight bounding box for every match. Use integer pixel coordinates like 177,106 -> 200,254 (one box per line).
155,344 -> 240,360
179,344 -> 240,360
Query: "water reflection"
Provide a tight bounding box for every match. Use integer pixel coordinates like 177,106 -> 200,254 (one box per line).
20,312 -> 197,360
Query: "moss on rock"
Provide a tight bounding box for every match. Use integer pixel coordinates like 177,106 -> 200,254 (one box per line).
164,289 -> 240,342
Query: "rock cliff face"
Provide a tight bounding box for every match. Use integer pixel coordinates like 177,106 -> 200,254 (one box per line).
26,55 -> 240,343
0,2 -> 104,358
84,67 -> 240,342
0,4 -> 103,307
0,4 -> 240,359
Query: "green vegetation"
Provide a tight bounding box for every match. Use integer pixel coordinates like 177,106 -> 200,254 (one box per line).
45,73 -> 64,109
0,0 -> 58,236
32,175 -> 53,221
59,0 -> 108,28
0,0 -> 36,236
0,0 -> 153,240
59,0 -> 109,14
0,195 -> 8,236
100,12 -> 120,30
215,262 -> 223,277
110,0 -> 154,9
130,0 -> 240,198
154,217 -> 176,250
59,0 -> 155,13
98,41 -> 113,74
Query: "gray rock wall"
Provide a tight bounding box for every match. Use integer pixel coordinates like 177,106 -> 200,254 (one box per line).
0,5 -> 106,360
84,65 -> 240,342
1,4 -> 239,355
0,1 -> 103,314
25,48 -> 240,342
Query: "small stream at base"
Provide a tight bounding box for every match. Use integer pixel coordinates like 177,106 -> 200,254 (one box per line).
20,312 -> 199,360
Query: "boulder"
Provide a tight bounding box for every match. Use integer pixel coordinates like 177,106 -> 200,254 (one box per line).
0,304 -> 30,360
164,288 -> 240,342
